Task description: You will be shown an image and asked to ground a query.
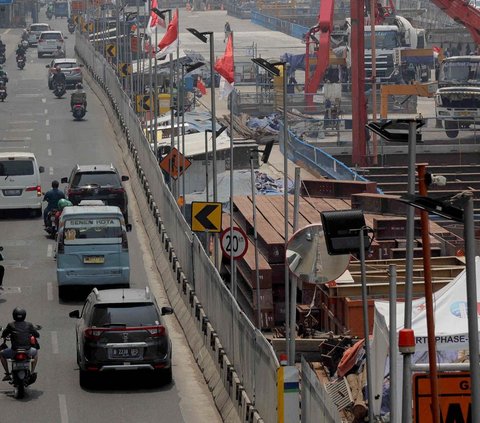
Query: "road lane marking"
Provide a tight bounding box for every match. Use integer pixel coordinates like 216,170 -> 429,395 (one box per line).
0,137 -> 31,141
47,282 -> 53,301
51,331 -> 59,354
10,121 -> 38,124
44,109 -> 48,115
15,94 -> 42,98
47,244 -> 53,258
46,133 -> 51,141
42,98 -> 46,103
45,119 -> 49,126
48,148 -> 52,156
7,128 -> 34,132
49,167 -> 53,175
59,394 -> 69,423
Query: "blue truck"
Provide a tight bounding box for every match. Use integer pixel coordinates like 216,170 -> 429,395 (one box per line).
53,1 -> 69,18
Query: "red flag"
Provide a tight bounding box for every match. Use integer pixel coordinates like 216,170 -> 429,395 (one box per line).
433,46 -> 441,58
147,0 -> 166,32
157,9 -> 179,56
197,77 -> 206,95
214,32 -> 234,84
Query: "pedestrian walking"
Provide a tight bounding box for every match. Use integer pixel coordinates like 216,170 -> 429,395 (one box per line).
224,21 -> 231,42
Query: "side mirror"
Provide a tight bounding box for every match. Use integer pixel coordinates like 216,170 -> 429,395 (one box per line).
39,166 -> 45,173
161,306 -> 174,316
45,64 -> 50,68
61,177 -> 68,183
121,175 -> 129,181
69,310 -> 80,318
126,223 -> 132,232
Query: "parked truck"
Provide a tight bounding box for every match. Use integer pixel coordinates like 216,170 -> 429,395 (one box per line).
53,1 -> 70,18
434,55 -> 480,138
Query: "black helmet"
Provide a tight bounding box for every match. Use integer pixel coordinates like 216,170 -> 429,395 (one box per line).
76,83 -> 83,90
12,307 -> 26,322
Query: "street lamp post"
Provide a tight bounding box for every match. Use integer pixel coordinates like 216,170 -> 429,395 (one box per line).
251,58 -> 292,363
187,27 -> 219,267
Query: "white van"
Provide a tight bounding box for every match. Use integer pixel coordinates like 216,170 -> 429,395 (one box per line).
0,152 -> 45,216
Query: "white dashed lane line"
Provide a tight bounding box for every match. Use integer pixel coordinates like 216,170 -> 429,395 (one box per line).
44,109 -> 48,115
48,148 -> 52,156
42,98 -> 46,103
51,331 -> 59,354
49,167 -> 53,175
47,244 -> 53,258
58,394 -> 69,423
45,119 -> 49,126
46,133 -> 51,141
47,282 -> 53,301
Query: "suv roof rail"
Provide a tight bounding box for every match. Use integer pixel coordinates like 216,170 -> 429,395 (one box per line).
93,287 -> 100,298
145,286 -> 150,299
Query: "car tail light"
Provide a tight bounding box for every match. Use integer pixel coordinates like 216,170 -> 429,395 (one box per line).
107,187 -> 125,194
84,328 -> 106,340
71,67 -> 81,75
146,325 -> 166,337
14,352 -> 28,361
25,185 -> 42,196
121,231 -> 128,251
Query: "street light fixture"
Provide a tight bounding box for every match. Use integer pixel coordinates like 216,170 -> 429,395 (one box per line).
187,26 -> 219,268
251,57 -> 292,363
398,192 -> 480,423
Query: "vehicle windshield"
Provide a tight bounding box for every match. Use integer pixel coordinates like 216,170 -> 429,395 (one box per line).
439,60 -> 480,84
63,217 -> 123,241
91,304 -> 159,326
364,30 -> 400,49
54,62 -> 77,69
0,160 -> 34,176
31,25 -> 50,32
41,33 -> 62,40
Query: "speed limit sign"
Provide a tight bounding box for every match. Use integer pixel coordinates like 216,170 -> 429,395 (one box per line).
220,227 -> 248,260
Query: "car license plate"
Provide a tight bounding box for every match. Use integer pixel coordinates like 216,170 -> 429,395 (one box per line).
83,255 -> 104,264
456,111 -> 472,117
110,348 -> 141,359
3,189 -> 22,196
12,361 -> 30,370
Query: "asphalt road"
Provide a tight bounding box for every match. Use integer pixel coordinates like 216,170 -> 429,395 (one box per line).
0,14 -> 222,423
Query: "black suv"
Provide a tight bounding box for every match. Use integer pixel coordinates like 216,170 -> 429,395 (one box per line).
61,164 -> 129,223
69,287 -> 174,387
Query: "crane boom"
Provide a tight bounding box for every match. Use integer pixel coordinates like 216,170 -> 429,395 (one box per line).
429,0 -> 480,45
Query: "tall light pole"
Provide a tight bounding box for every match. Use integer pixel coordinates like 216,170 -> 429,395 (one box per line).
251,58 -> 292,363
187,27 -> 219,268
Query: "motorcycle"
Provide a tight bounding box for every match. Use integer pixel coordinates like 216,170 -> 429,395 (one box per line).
0,86 -> 7,102
44,209 -> 59,239
0,54 -> 5,65
0,326 -> 41,399
46,10 -> 53,20
16,55 -> 25,70
72,103 -> 86,120
53,82 -> 66,98
68,23 -> 75,34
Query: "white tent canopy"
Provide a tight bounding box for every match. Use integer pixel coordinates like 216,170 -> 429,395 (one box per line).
371,256 -> 478,416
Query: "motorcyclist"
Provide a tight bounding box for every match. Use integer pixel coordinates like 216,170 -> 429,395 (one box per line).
70,83 -> 87,111
16,43 -> 26,60
0,37 -> 5,55
53,45 -> 65,58
51,65 -> 66,90
0,308 -> 40,381
0,65 -> 8,84
43,180 -> 65,226
0,80 -> 6,95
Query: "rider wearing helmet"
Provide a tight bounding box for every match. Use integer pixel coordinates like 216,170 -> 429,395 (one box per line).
43,180 -> 65,226
57,198 -> 72,211
51,65 -> 66,90
0,65 -> 8,84
0,307 -> 40,381
70,82 -> 87,112
15,43 -> 26,60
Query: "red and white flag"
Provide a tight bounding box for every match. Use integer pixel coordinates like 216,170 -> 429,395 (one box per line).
433,46 -> 441,58
156,8 -> 179,57
214,32 -> 234,98
147,0 -> 166,33
197,77 -> 207,95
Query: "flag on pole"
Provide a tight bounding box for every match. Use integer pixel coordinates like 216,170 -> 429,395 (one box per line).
197,77 -> 207,95
156,8 -> 179,57
214,32 -> 234,98
433,46 -> 441,59
147,0 -> 166,33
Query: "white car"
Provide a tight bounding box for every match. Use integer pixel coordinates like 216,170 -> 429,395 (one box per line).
26,23 -> 51,46
37,31 -> 67,58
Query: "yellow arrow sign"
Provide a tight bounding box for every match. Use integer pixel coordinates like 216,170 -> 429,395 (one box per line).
106,43 -> 116,57
135,94 -> 151,112
191,202 -> 222,233
118,63 -> 132,77
73,15 -> 79,24
82,22 -> 93,32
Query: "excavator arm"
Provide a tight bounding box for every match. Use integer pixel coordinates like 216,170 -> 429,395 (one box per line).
429,0 -> 480,45
304,0 -> 334,109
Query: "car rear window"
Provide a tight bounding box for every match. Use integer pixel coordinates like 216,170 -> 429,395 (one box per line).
63,217 -> 123,242
72,171 -> 120,187
91,304 -> 159,326
31,24 -> 49,31
0,160 -> 34,176
41,32 -> 62,40
57,62 -> 78,69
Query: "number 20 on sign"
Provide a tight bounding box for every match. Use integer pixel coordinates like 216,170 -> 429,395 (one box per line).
220,227 -> 248,260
